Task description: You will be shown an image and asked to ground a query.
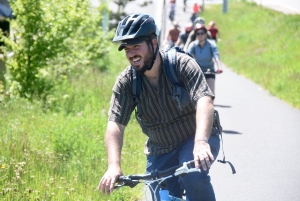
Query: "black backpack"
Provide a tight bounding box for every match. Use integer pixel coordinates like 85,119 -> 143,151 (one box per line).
131,46 -> 236,174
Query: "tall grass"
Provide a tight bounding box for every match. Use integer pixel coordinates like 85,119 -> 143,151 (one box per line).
0,46 -> 147,200
202,1 -> 300,109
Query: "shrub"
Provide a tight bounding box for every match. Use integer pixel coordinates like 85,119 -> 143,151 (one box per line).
0,0 -> 114,102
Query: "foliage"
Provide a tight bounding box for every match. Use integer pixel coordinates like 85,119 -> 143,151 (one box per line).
112,0 -> 136,13
0,0 -> 113,102
109,0 -> 153,30
202,1 -> 300,109
0,45 -> 147,200
109,0 -> 135,30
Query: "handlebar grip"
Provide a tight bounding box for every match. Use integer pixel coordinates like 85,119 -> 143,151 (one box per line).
186,160 -> 196,168
115,175 -> 140,188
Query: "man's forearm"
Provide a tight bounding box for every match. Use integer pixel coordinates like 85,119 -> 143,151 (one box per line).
105,121 -> 125,168
195,96 -> 214,141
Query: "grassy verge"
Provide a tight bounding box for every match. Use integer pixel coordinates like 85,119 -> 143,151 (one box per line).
0,45 -> 147,200
202,1 -> 300,109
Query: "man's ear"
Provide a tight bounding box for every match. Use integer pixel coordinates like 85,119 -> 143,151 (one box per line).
151,38 -> 158,48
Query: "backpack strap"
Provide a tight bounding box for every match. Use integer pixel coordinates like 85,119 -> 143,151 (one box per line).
165,47 -> 181,84
214,110 -> 236,174
131,66 -> 147,133
165,47 -> 192,110
165,47 -> 184,110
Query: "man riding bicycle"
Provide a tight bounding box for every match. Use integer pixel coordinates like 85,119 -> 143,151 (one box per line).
175,22 -> 193,48
163,21 -> 181,50
98,13 -> 220,201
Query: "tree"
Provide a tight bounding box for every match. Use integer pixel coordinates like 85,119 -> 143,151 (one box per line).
0,0 -> 113,101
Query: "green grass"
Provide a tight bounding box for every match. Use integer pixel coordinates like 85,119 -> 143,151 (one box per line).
202,1 -> 300,109
0,45 -> 147,201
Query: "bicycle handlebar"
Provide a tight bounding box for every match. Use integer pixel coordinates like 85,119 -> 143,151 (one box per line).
203,69 -> 216,74
114,160 -> 198,189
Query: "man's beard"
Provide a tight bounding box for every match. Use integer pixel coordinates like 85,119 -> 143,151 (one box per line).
134,45 -> 154,75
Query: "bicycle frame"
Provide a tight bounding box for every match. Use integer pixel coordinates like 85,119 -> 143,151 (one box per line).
115,160 -> 200,201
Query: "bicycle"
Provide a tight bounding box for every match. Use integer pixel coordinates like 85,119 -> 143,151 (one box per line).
114,160 -> 199,201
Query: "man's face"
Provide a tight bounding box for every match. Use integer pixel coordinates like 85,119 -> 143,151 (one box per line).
124,41 -> 154,74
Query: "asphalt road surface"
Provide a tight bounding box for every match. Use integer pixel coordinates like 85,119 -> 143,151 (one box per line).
108,0 -> 300,200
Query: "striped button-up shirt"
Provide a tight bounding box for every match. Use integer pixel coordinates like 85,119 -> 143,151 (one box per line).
108,51 -> 214,155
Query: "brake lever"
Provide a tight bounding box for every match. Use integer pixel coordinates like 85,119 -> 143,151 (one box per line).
114,183 -> 125,189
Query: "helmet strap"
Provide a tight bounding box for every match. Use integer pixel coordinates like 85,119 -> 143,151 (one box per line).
147,40 -> 159,71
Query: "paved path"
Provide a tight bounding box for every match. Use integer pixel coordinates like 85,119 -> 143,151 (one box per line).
210,65 -> 300,201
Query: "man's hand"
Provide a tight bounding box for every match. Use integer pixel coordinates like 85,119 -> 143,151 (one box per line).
98,167 -> 123,196
193,140 -> 214,171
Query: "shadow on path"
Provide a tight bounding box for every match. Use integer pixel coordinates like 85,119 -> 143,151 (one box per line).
222,130 -> 242,135
214,104 -> 232,108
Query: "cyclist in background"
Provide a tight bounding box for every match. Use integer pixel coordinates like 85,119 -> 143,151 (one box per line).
187,24 -> 223,99
191,3 -> 201,22
208,21 -> 221,43
184,17 -> 212,51
98,13 -> 220,201
175,22 -> 193,48
183,0 -> 187,11
169,0 -> 176,22
163,21 -> 181,49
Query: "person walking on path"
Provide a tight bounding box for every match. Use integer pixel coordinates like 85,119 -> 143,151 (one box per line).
98,13 -> 220,201
187,24 -> 223,99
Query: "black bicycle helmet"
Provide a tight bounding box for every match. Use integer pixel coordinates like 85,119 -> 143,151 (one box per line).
113,14 -> 156,42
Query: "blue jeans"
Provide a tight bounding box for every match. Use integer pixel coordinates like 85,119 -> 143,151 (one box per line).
146,134 -> 220,201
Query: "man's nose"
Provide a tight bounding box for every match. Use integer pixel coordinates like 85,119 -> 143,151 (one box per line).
126,49 -> 136,58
